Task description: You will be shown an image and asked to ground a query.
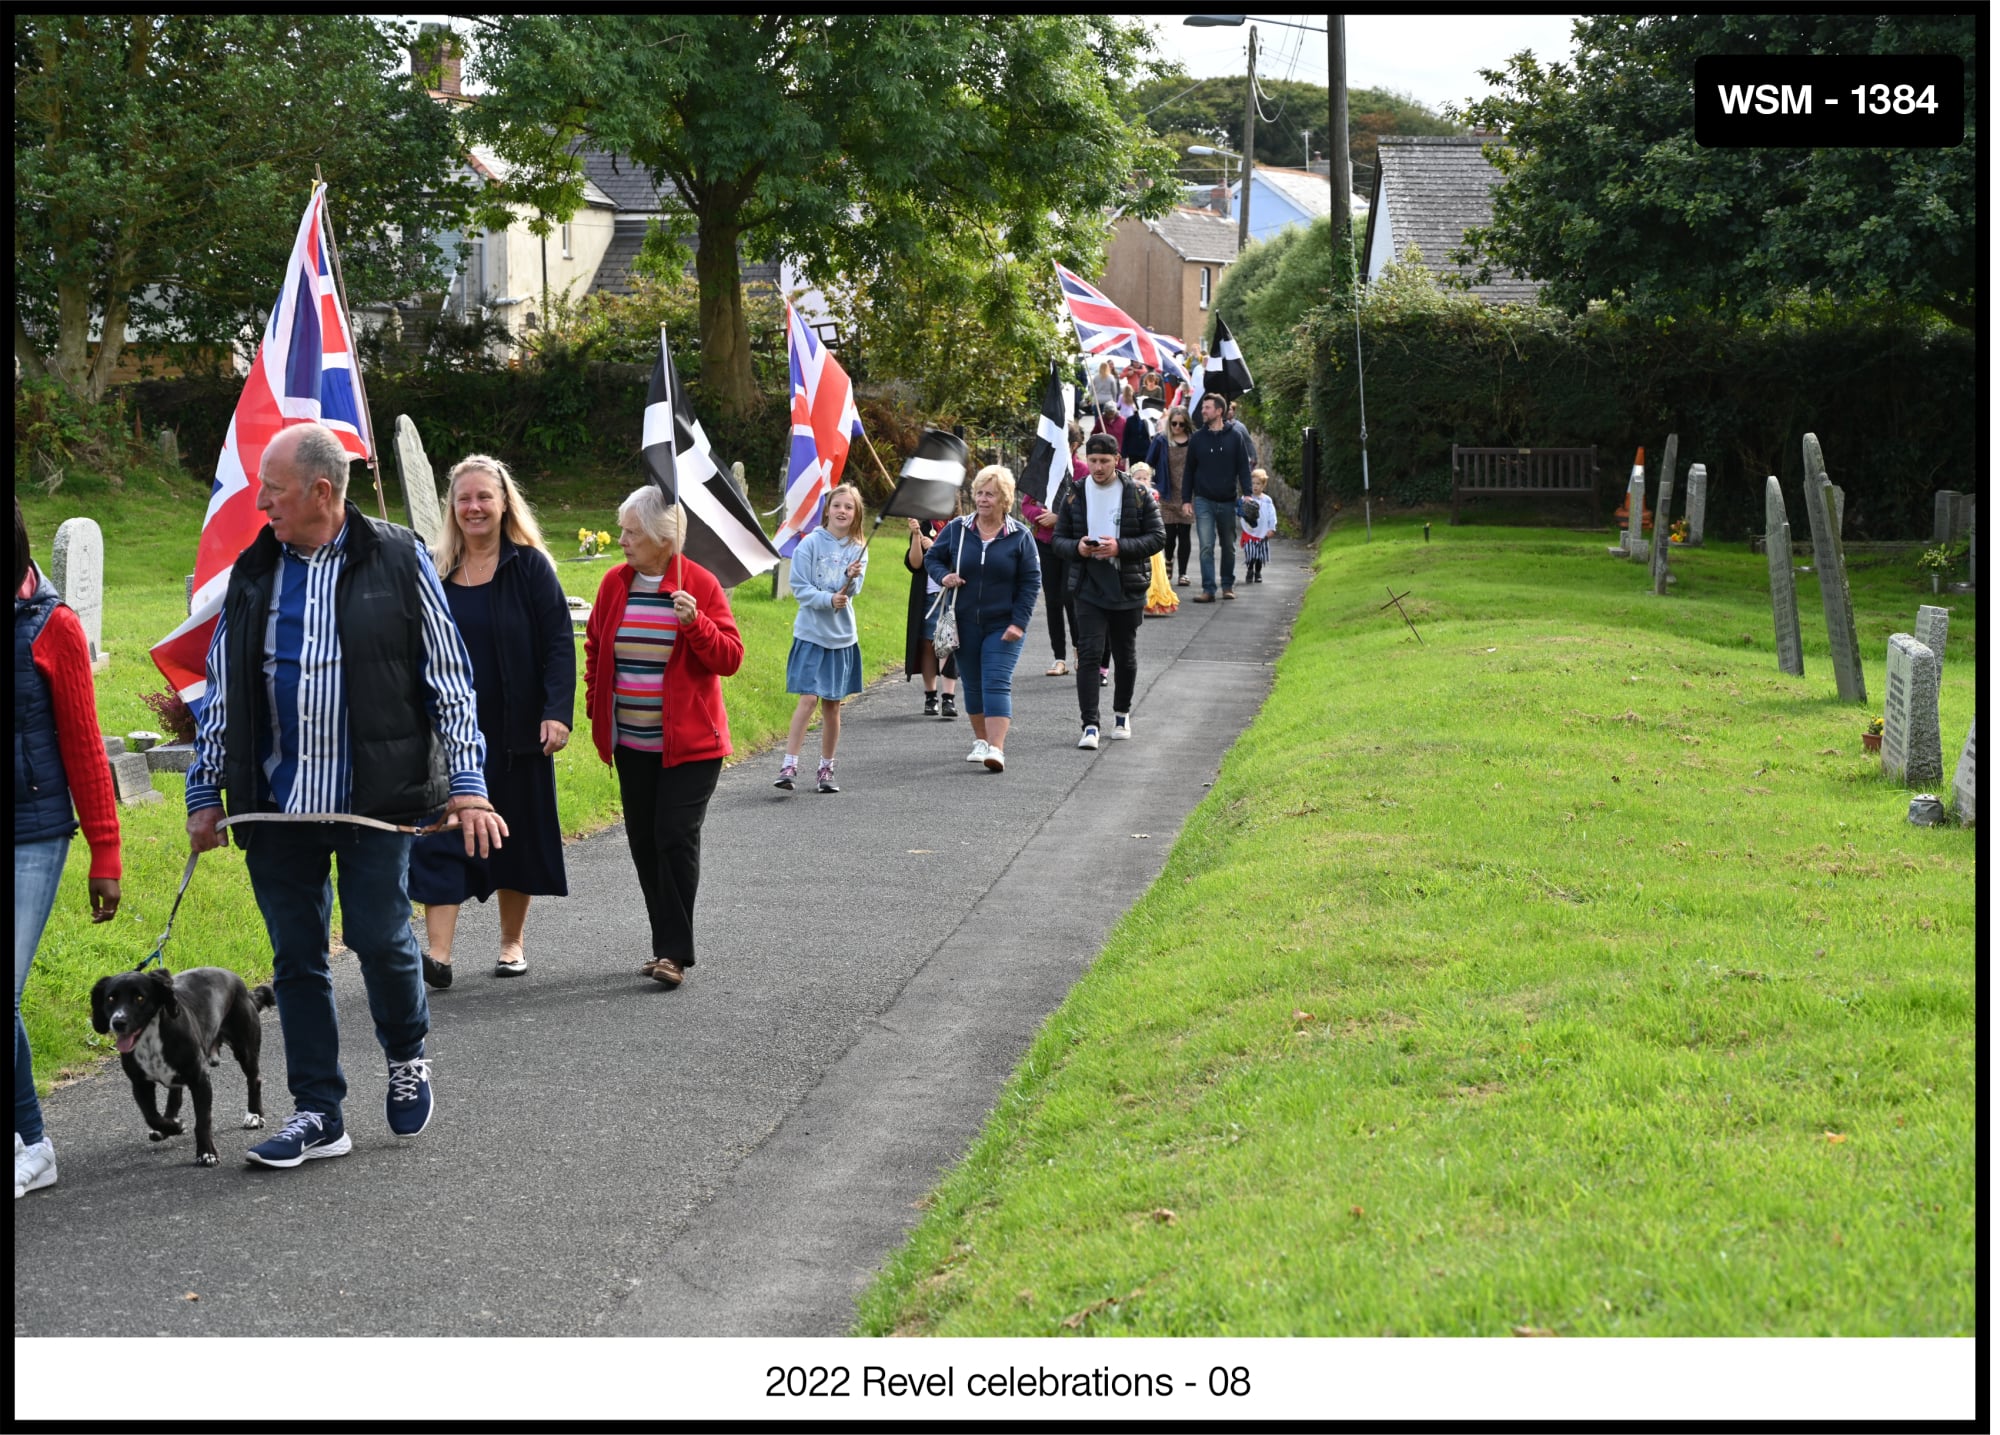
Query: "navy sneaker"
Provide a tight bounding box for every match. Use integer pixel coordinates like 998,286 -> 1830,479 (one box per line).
245,1110 -> 351,1169
386,1053 -> 435,1137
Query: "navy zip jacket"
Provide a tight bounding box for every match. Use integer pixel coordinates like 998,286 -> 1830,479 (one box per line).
923,515 -> 1041,634
1183,422 -> 1255,504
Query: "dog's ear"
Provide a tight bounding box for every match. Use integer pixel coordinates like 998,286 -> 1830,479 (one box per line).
146,968 -> 181,1018
89,976 -> 113,1034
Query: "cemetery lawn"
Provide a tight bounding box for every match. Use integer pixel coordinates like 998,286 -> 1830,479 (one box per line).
17,462 -> 913,1088
858,516 -> 1976,1337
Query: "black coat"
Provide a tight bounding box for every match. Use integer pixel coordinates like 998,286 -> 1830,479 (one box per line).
468,537 -> 576,756
1052,476 -> 1166,609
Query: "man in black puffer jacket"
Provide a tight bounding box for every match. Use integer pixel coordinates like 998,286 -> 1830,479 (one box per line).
1053,433 -> 1166,749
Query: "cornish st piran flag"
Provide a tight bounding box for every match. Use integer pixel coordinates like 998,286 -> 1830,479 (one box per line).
149,183 -> 373,702
1022,361 -> 1071,508
879,429 -> 969,524
1204,316 -> 1255,400
1053,262 -> 1190,385
642,330 -> 783,588
773,301 -> 864,556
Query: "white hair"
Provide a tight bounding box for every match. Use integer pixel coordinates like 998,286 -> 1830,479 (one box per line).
616,485 -> 685,552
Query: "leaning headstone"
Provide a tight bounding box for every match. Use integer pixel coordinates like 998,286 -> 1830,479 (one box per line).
1829,482 -> 1845,538
727,460 -> 749,504
1684,463 -> 1708,546
1624,467 -> 1646,559
108,750 -> 163,807
1914,605 -> 1949,669
1798,434 -> 1866,704
1650,447 -> 1679,595
394,416 -> 444,548
1765,478 -> 1804,676
1880,634 -> 1942,787
1950,720 -> 1976,825
1933,491 -> 1963,544
156,428 -> 180,468
51,518 -> 106,670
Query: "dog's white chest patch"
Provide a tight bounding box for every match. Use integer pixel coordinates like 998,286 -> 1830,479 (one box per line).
129,1023 -> 177,1086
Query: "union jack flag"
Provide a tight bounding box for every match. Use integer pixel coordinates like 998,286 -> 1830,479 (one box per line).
150,184 -> 373,702
1053,262 -> 1191,385
773,302 -> 864,557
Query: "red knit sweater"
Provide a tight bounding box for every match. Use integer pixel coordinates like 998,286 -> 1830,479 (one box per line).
28,592 -> 122,878
584,558 -> 744,768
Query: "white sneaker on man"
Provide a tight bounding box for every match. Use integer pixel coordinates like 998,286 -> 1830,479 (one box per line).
16,1137 -> 57,1199
1077,725 -> 1100,750
966,738 -> 991,763
1110,714 -> 1132,740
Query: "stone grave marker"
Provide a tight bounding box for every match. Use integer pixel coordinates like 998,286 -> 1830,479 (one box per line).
727,460 -> 749,504
1798,434 -> 1865,703
1914,605 -> 1949,669
1765,478 -> 1804,676
102,736 -> 163,807
394,416 -> 444,548
1933,490 -> 1963,544
1650,445 -> 1679,595
1684,463 -> 1708,546
1951,720 -> 1976,825
51,517 -> 106,670
1624,466 -> 1646,560
1880,634 -> 1941,787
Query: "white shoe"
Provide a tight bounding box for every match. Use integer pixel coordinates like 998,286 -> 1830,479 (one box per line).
1110,714 -> 1132,740
965,739 -> 991,763
16,1137 -> 57,1199
1077,725 -> 1100,750
983,748 -> 1006,772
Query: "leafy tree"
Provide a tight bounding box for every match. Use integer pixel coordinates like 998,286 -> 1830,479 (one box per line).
14,15 -> 471,403
1459,14 -> 1977,329
464,15 -> 1179,418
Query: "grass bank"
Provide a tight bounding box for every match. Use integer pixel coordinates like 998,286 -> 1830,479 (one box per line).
17,460 -> 918,1087
857,516 -> 1977,1336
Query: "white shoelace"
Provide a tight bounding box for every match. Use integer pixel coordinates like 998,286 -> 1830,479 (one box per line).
387,1057 -> 432,1102
273,1110 -> 325,1141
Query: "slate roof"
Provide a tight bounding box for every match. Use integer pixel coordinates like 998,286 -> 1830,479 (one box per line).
591,218 -> 781,298
1146,206 -> 1239,264
574,146 -> 676,214
1364,135 -> 1544,306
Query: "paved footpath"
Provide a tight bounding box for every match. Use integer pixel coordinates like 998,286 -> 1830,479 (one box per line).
14,540 -> 1304,1337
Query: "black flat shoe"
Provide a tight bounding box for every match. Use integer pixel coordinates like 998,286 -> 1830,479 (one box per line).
421,954 -> 453,991
923,692 -> 939,716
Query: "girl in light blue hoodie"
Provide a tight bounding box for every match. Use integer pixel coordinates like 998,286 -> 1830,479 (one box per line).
777,484 -> 868,793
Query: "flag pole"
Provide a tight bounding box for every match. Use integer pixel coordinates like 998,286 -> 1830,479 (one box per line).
314,167 -> 388,521
857,427 -> 901,495
662,324 -> 685,595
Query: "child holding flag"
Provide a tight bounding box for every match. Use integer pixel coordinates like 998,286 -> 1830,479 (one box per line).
1239,469 -> 1278,584
777,485 -> 868,794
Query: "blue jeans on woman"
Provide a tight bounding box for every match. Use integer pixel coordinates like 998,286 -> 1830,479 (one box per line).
14,835 -> 70,1146
953,622 -> 1025,719
243,823 -> 429,1122
1192,495 -> 1240,596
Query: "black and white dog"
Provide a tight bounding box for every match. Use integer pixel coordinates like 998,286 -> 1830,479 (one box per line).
88,967 -> 275,1167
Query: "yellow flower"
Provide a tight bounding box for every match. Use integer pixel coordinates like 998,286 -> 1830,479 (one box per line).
578,527 -> 590,541
597,531 -> 611,545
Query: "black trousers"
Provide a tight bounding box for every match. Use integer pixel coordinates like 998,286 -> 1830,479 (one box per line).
613,749 -> 723,968
1162,521 -> 1192,578
1039,543 -> 1079,660
1072,599 -> 1142,728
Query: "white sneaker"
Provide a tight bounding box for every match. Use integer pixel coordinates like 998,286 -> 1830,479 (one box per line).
1110,714 -> 1132,740
983,747 -> 1006,772
1077,725 -> 1100,750
965,739 -> 991,763
16,1137 -> 57,1199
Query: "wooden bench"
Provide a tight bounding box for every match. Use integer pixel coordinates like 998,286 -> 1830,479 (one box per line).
1450,446 -> 1599,526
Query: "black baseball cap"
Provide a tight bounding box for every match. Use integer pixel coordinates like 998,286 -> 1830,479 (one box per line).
1083,433 -> 1119,455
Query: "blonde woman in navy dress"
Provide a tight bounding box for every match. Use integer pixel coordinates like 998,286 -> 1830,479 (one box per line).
775,484 -> 867,794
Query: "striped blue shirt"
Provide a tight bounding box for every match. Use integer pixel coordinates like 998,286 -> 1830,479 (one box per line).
185,520 -> 487,815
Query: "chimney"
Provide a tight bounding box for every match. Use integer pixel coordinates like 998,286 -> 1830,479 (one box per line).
1209,185 -> 1230,216
412,24 -> 462,98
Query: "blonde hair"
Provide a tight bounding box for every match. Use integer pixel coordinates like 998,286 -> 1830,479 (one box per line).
1164,404 -> 1192,434
433,454 -> 551,577
821,482 -> 867,542
1096,360 -> 1113,378
1251,467 -> 1270,490
971,464 -> 1016,515
616,485 -> 685,555
1129,462 -> 1154,483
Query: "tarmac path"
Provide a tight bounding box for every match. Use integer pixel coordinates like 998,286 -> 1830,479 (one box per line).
13,538 -> 1304,1337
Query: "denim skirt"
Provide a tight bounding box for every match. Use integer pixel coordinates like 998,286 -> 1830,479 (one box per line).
787,638 -> 863,699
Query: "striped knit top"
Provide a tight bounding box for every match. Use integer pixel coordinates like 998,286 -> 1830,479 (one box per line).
612,572 -> 679,752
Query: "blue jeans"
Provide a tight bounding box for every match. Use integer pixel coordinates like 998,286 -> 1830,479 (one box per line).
1193,496 -> 1239,595
14,835 -> 70,1145
243,823 -> 429,1121
954,621 -> 1025,719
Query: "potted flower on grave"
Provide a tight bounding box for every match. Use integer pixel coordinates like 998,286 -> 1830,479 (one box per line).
1862,715 -> 1884,754
1669,518 -> 1689,545
1916,544 -> 1956,594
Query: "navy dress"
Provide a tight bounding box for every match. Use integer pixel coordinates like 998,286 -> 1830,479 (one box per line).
408,578 -> 569,903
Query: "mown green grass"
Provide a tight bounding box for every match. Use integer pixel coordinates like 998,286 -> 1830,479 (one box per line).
17,461 -> 915,1087
856,515 -> 1976,1336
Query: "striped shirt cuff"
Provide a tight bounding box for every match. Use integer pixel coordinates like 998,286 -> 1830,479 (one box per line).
186,782 -> 224,815
448,771 -> 489,800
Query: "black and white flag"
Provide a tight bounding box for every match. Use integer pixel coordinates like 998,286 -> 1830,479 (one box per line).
1022,361 -> 1071,508
642,330 -> 782,588
880,429 -> 968,523
1204,316 -> 1255,400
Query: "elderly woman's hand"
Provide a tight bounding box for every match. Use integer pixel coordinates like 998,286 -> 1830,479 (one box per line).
540,720 -> 570,757
940,573 -> 966,589
672,589 -> 697,623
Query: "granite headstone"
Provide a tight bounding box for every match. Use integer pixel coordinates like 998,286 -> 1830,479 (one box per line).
1624,467 -> 1646,561
1650,442 -> 1679,595
394,416 -> 444,548
1933,490 -> 1963,544
1914,605 -> 1949,669
50,517 -> 106,669
1683,463 -> 1708,546
1880,634 -> 1941,787
1799,434 -> 1866,703
1951,720 -> 1976,825
1765,477 -> 1804,677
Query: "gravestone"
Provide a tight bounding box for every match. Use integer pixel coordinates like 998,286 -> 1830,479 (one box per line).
1951,720 -> 1976,825
1623,467 -> 1646,560
1880,634 -> 1941,787
1684,463 -> 1708,546
727,460 -> 749,504
394,416 -> 444,548
1765,478 -> 1804,676
1914,605 -> 1949,669
51,518 -> 106,671
1829,482 -> 1845,538
1650,445 -> 1679,595
1933,491 -> 1963,544
104,738 -> 163,807
1798,434 -> 1866,703
156,428 -> 179,468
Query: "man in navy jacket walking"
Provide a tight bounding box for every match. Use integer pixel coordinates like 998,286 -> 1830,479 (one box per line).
1179,393 -> 1255,601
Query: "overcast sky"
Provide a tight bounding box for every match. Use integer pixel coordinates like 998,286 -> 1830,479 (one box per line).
1135,13 -> 1583,118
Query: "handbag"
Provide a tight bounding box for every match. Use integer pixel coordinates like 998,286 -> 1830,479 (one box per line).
927,519 -> 967,662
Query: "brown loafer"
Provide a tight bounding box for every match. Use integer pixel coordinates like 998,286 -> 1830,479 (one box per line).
1221,589 -> 1237,599
1192,593 -> 1215,603
647,957 -> 685,988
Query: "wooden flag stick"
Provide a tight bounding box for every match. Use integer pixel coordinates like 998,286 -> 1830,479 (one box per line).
314,167 -> 388,521
857,426 -> 900,495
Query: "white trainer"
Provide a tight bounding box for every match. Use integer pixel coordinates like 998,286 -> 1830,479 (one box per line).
1110,714 -> 1132,740
1077,725 -> 1100,750
965,739 -> 991,763
16,1137 -> 57,1199
983,748 -> 1006,772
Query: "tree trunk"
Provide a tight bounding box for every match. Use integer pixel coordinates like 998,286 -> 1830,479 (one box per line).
14,311 -> 51,383
692,210 -> 758,418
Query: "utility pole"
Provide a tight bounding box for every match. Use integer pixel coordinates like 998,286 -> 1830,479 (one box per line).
1328,16 -> 1352,260
1238,24 -> 1258,251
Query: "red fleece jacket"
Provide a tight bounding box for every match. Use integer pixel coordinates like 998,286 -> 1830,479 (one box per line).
30,598 -> 122,878
584,558 -> 744,768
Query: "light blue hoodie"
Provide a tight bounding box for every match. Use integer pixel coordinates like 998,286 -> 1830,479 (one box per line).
789,526 -> 868,649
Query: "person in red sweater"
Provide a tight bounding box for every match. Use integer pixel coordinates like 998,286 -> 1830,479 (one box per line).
583,486 -> 744,989
14,498 -> 121,1199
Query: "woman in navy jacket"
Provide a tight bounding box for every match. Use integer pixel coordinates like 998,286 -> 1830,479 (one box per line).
924,466 -> 1040,773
